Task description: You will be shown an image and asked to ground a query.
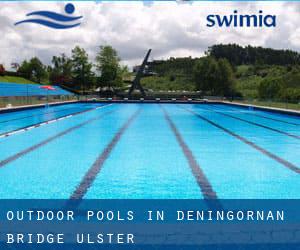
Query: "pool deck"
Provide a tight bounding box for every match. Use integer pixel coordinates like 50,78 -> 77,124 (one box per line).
223,101 -> 300,117
0,100 -> 78,114
0,99 -> 299,117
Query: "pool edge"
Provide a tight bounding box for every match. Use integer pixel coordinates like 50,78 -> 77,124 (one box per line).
222,101 -> 300,117
1,99 -> 299,117
0,100 -> 79,114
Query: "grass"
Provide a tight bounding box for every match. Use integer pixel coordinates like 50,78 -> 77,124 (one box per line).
141,75 -> 195,91
0,76 -> 37,84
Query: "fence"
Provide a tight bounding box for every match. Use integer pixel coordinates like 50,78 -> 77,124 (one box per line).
231,97 -> 300,111
0,82 -> 77,108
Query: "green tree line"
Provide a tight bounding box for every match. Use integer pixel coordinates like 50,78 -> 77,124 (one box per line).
147,56 -> 235,96
146,45 -> 300,102
2,43 -> 300,102
15,45 -> 127,92
208,44 -> 300,66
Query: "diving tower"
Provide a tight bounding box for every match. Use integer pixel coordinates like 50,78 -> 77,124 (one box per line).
128,49 -> 152,98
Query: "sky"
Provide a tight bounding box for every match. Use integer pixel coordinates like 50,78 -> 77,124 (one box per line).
0,1 -> 300,70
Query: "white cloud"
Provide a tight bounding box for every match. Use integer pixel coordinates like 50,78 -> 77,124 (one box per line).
0,1 -> 300,70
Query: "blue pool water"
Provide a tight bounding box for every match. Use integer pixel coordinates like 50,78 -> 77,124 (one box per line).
0,103 -> 103,136
0,103 -> 298,199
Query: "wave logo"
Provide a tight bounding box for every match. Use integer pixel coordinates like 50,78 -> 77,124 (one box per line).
15,3 -> 82,29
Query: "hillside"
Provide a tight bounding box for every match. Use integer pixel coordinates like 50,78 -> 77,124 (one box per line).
143,57 -> 197,91
235,64 -> 300,102
141,45 -> 300,105
0,76 -> 37,84
141,76 -> 195,91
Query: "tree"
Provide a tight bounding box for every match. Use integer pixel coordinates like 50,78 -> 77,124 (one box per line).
18,58 -> 47,83
95,45 -> 122,88
193,57 -> 218,93
258,78 -> 283,99
208,44 -> 300,66
49,54 -> 73,85
193,57 -> 235,96
71,46 -> 94,91
0,64 -> 5,76
280,88 -> 300,102
215,58 -> 235,96
18,60 -> 31,79
29,57 -> 47,83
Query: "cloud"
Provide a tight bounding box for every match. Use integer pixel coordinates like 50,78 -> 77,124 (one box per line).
0,1 -> 299,70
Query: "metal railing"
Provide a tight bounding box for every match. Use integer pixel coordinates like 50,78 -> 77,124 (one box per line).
230,97 -> 300,111
1,93 -> 299,112
0,95 -> 78,109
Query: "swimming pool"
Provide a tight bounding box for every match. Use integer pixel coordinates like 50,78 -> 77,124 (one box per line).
0,103 -> 298,199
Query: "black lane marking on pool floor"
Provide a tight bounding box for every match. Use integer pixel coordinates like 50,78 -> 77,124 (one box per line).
70,108 -> 141,200
203,106 -> 300,140
0,104 -> 109,139
0,104 -> 90,124
251,113 -> 300,126
0,109 -> 116,168
160,105 -> 219,200
180,106 -> 300,174
213,105 -> 300,126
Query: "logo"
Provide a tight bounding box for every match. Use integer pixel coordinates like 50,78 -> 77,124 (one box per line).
15,3 -> 82,29
206,10 -> 276,28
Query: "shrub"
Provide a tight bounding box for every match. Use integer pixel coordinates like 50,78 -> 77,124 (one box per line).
279,88 -> 300,103
258,78 -> 283,99
169,75 -> 176,82
193,57 -> 235,96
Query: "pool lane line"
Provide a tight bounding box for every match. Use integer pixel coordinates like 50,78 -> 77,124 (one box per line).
0,104 -> 106,138
213,105 -> 300,126
0,108 -> 116,168
70,108 -> 141,200
202,106 -> 300,140
0,104 -> 92,124
251,113 -> 300,126
0,104 -> 112,139
179,106 -> 300,174
160,105 -> 219,201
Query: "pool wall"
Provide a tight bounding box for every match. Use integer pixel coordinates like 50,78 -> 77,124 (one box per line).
1,99 -> 299,117
80,100 -> 300,117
